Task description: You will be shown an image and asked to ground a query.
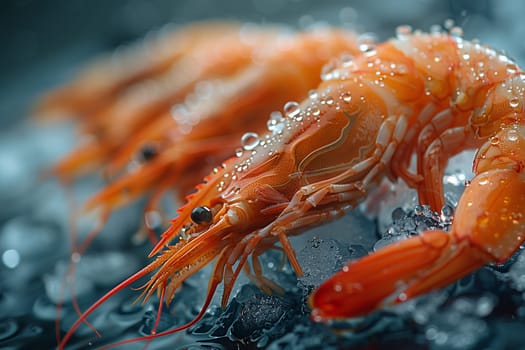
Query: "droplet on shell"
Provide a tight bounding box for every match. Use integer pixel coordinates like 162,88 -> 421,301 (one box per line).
241,132 -> 260,151
283,101 -> 301,118
341,92 -> 352,103
507,129 -> 519,141
358,33 -> 377,55
395,25 -> 412,40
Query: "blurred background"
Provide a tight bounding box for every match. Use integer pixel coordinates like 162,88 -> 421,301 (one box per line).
1,1 -> 525,349
1,0 -> 524,128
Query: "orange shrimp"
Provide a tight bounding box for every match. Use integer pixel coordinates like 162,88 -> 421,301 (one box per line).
57,25 -> 525,348
309,29 -> 525,320
39,23 -> 361,241
37,22 -> 276,177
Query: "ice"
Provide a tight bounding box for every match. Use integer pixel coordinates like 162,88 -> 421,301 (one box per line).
372,150 -> 474,235
422,303 -> 491,350
190,284 -> 303,348
292,211 -> 376,288
296,238 -> 367,288
371,179 -> 419,233
505,250 -> 525,292
374,204 -> 453,251
230,285 -> 297,347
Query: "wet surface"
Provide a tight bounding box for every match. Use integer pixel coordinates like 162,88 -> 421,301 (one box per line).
2,1 -> 525,349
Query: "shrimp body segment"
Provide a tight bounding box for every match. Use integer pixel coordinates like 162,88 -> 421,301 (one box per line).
57,27 -> 525,347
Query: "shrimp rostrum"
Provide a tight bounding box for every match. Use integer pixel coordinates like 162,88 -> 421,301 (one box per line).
59,27 -> 525,348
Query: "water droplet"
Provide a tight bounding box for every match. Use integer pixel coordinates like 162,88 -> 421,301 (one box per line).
341,92 -> 352,103
430,24 -> 442,35
144,210 -> 162,230
450,26 -> 464,38
479,214 -> 489,228
506,64 -> 518,74
507,129 -> 519,141
235,148 -> 243,157
321,59 -> 338,81
2,249 -> 20,268
241,132 -> 260,151
441,205 -> 454,221
195,80 -> 213,99
267,111 -> 285,133
452,89 -> 468,105
478,177 -> 490,186
509,98 -> 520,108
326,96 -> 334,105
414,205 -> 424,215
312,106 -> 320,116
333,283 -> 343,292
71,252 -> 81,263
283,101 -> 300,118
308,89 -> 319,99
358,33 -> 377,54
312,313 -> 323,323
397,64 -> 408,74
444,19 -> 455,30
511,212 -> 523,225
395,25 -> 412,40
490,136 -> 499,145
340,53 -> 354,67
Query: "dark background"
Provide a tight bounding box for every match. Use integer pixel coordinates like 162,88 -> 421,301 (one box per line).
0,0 -> 519,128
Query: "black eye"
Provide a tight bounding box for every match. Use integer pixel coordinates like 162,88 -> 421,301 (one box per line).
137,143 -> 158,162
190,206 -> 213,225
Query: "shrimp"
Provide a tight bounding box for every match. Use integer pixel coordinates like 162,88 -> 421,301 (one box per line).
38,22 -> 361,240
57,25 -> 525,348
309,29 -> 525,320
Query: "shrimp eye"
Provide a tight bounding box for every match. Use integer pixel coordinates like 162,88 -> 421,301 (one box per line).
137,143 -> 158,162
190,206 -> 213,225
